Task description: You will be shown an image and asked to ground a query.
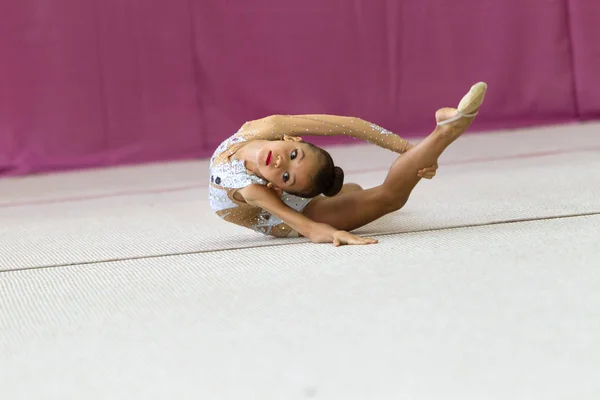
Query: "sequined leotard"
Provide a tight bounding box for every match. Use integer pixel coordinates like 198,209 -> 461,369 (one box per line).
209,114 -> 411,237
209,134 -> 312,237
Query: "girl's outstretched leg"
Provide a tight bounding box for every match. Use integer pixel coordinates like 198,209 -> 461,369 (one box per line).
302,83 -> 487,231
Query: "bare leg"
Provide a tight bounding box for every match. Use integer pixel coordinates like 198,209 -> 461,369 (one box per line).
303,105 -> 482,231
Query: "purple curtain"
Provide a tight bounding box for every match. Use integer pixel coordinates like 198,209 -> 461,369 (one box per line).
0,0 -> 595,177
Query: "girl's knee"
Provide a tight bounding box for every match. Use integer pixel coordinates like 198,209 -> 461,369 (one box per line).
396,194 -> 410,210
380,190 -> 410,213
339,183 -> 363,195
345,183 -> 363,192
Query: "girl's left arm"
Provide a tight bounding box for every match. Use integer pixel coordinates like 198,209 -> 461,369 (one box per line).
237,114 -> 413,154
269,114 -> 413,154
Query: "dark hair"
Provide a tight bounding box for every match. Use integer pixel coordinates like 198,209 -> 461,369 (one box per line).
289,142 -> 344,198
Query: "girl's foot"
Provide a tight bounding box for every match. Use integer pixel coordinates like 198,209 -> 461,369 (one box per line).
435,82 -> 487,143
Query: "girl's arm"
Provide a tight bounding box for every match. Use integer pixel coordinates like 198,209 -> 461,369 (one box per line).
239,114 -> 413,154
238,184 -> 377,245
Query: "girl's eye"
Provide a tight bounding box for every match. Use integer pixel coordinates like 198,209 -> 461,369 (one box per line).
282,172 -> 290,183
290,150 -> 297,160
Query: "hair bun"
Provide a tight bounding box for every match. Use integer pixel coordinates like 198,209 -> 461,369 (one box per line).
324,166 -> 345,197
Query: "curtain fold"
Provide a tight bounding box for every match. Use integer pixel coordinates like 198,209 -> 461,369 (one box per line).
566,0 -> 600,119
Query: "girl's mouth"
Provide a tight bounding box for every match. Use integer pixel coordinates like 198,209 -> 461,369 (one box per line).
266,151 -> 272,166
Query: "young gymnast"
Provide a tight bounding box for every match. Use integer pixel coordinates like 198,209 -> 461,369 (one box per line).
209,82 -> 487,246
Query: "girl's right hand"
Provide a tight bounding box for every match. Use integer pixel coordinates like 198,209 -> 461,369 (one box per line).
332,231 -> 378,247
418,162 -> 438,179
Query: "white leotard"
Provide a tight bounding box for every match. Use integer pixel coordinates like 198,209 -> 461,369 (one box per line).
208,133 -> 311,236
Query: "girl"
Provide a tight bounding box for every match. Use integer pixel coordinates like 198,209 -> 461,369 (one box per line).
209,82 -> 487,246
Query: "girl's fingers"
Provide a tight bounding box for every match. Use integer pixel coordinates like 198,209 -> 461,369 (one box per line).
359,237 -> 377,244
333,232 -> 379,246
418,165 -> 438,179
345,236 -> 378,245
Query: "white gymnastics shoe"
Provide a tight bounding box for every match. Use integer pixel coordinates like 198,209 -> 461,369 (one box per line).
437,82 -> 488,126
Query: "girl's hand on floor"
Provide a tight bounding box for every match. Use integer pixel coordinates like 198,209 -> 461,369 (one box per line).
418,163 -> 438,179
332,231 -> 378,247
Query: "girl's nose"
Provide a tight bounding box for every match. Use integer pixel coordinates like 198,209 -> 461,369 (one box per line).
275,156 -> 282,168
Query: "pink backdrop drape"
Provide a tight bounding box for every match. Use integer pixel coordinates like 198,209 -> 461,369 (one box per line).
0,0 -> 598,176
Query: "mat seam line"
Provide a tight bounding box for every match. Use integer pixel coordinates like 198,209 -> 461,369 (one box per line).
2,211 -> 599,274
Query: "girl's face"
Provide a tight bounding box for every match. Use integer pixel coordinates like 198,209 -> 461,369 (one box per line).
256,139 -> 321,195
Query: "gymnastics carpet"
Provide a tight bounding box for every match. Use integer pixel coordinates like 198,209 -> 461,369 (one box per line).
1,122 -> 599,399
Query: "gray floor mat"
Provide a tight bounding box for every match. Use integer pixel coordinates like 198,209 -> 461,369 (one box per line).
1,215 -> 599,400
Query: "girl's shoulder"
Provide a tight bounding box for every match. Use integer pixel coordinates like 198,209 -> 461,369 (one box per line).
212,130 -> 244,155
210,130 -> 255,166
209,131 -> 267,191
